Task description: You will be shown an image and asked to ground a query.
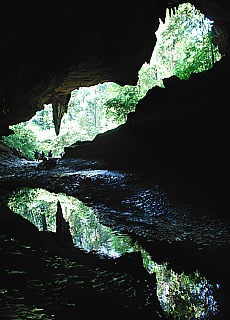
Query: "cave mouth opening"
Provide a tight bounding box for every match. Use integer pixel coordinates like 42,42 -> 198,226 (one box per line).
3,2 -> 222,161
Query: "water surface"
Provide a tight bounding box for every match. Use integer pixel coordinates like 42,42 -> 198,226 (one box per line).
5,187 -> 221,319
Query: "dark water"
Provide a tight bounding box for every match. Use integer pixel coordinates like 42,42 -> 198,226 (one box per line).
2,186 -> 227,319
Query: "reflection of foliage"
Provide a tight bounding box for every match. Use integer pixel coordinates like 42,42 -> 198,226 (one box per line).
141,250 -> 219,319
156,268 -> 218,319
7,188 -> 57,232
6,187 -> 137,258
7,187 -> 220,319
71,203 -> 137,257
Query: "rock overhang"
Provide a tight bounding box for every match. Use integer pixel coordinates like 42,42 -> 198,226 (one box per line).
0,0 -> 229,137
0,0 -> 167,135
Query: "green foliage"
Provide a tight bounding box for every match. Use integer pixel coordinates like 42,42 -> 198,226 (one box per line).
2,122 -> 40,159
156,268 -> 219,319
141,250 -> 218,319
103,3 -> 222,122
3,3 -> 222,156
174,30 -> 221,79
105,85 -> 140,123
5,83 -> 123,158
151,3 -> 221,81
137,63 -> 164,94
7,187 -> 57,231
7,187 -> 138,258
31,107 -> 54,130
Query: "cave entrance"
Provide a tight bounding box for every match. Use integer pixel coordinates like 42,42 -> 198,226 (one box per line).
3,2 -> 222,160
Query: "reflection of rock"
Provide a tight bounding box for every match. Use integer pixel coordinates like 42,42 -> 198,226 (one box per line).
41,213 -> 47,232
113,252 -> 164,317
0,203 -> 40,242
56,200 -> 73,248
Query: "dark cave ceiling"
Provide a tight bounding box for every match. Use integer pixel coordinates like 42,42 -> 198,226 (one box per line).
0,0 -> 229,136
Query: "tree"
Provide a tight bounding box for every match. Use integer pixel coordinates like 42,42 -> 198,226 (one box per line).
104,3 -> 222,121
104,85 -> 140,123
3,122 -> 40,159
150,3 -> 221,80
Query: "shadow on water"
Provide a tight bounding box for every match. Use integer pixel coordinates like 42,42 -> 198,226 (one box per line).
3,187 -> 223,320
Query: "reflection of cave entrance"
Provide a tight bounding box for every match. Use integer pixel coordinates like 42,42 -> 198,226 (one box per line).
5,186 -> 221,319
2,2 -> 222,160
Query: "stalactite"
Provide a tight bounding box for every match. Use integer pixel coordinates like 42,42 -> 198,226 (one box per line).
51,92 -> 71,135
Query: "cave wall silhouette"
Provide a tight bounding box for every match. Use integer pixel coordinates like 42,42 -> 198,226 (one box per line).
0,0 -> 166,135
0,0 -> 229,213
